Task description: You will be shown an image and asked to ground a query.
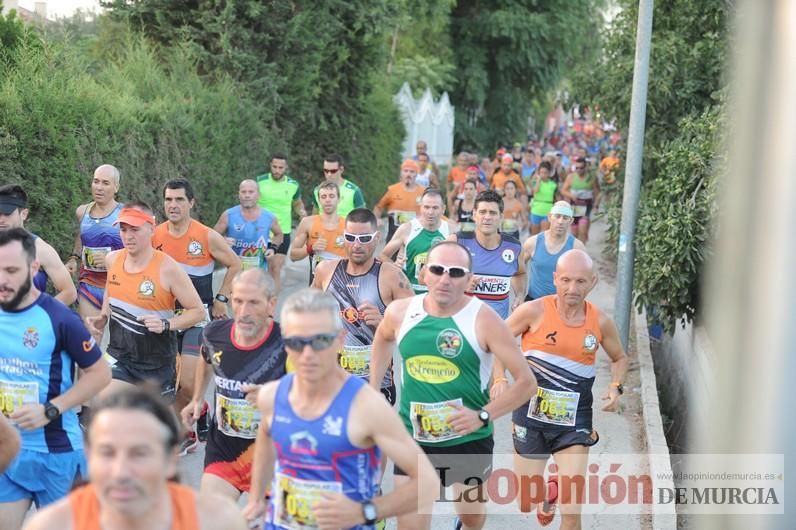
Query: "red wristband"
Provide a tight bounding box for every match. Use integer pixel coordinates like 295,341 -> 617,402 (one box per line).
306,243 -> 313,255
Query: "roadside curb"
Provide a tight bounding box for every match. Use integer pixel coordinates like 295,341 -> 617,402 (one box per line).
635,309 -> 678,528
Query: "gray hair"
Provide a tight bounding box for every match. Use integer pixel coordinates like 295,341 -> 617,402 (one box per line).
280,288 -> 343,330
233,268 -> 275,298
95,164 -> 121,185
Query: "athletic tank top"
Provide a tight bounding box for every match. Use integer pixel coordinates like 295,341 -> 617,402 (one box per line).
107,250 -> 176,369
326,259 -> 390,387
30,234 -> 48,292
458,232 -> 521,319
500,199 -> 524,233
531,179 -> 557,216
224,205 -> 274,271
513,295 -> 602,432
78,202 -> 123,288
416,168 -> 432,187
153,220 -> 215,305
456,201 -> 475,233
201,319 -> 286,463
404,218 -> 450,293
528,232 -> 576,299
309,215 -> 346,265
69,482 -> 198,530
396,295 -> 492,447
268,374 -> 380,530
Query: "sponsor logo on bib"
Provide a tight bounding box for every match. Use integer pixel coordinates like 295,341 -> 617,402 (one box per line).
406,355 -> 460,384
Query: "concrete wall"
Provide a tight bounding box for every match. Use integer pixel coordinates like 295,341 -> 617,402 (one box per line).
652,322 -> 713,451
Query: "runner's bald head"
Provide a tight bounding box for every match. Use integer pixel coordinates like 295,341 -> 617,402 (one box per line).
234,268 -> 275,298
556,249 -> 594,276
239,179 -> 258,191
427,241 -> 472,270
95,164 -> 120,186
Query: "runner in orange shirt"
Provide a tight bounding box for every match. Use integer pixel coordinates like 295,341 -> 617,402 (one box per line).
446,152 -> 470,213
374,159 -> 426,243
492,154 -> 526,199
290,180 -> 347,285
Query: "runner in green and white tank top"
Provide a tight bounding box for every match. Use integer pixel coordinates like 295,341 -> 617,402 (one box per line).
404,218 -> 450,293
396,294 -> 492,447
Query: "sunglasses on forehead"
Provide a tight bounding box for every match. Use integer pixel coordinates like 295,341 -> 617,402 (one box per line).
283,332 -> 338,352
343,232 -> 378,244
426,263 -> 470,278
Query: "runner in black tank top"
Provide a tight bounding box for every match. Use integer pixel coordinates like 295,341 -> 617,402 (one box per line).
311,208 -> 416,405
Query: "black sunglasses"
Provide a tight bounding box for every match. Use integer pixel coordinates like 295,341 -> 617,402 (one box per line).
323,168 -> 339,174
283,332 -> 338,351
344,232 -> 377,244
426,264 -> 470,278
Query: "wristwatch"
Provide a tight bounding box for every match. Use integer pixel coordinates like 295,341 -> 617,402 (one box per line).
215,293 -> 229,304
361,500 -> 378,525
43,401 -> 61,422
161,319 -> 171,334
611,382 -> 624,395
478,409 -> 490,426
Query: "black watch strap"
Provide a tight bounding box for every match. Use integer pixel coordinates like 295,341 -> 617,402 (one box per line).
161,319 -> 170,333
44,401 -> 61,421
215,293 -> 229,304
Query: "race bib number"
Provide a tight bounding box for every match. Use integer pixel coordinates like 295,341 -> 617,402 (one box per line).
240,255 -> 263,270
104,351 -> 118,367
216,394 -> 260,439
500,219 -> 518,232
176,304 -> 211,329
573,204 -> 588,217
527,387 -> 579,427
83,246 -> 112,272
410,399 -> 463,443
338,345 -> 370,378
0,380 -> 38,418
273,473 -> 343,530
392,211 -> 416,224
459,221 -> 475,233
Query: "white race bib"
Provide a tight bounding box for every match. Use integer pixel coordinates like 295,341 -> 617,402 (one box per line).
410,398 -> 463,443
573,204 -> 588,217
273,473 -> 343,530
0,380 -> 38,418
527,386 -> 579,427
82,246 -> 112,272
338,345 -> 371,378
216,393 -> 260,439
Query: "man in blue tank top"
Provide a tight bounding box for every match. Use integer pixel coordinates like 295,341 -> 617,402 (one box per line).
449,190 -> 525,319
0,229 -> 111,528
521,202 -> 585,302
242,289 -> 437,530
66,165 -> 124,323
312,208 -> 414,405
214,179 -> 284,272
0,185 -> 76,306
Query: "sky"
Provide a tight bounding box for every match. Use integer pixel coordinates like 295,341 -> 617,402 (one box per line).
18,0 -> 102,19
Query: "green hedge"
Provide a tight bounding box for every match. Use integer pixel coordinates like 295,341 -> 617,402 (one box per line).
0,33 -> 273,256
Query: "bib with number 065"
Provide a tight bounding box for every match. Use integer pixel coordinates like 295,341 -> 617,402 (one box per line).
527,386 -> 579,427
273,473 -> 343,530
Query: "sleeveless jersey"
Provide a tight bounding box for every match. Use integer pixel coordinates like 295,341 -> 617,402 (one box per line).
396,295 -> 492,447
375,183 -> 424,225
404,218 -> 450,293
456,201 -> 475,233
416,169 -> 432,187
201,319 -> 286,465
458,232 -> 521,319
256,173 -> 301,232
267,375 -> 380,530
500,199 -> 524,235
313,179 -> 366,218
153,220 -> 215,305
309,215 -> 346,265
225,205 -> 274,270
69,483 -> 198,530
570,173 -> 595,217
30,234 -> 48,293
325,260 -> 390,387
0,293 -> 102,453
78,202 -> 123,288
528,232 -> 576,299
531,179 -> 557,216
513,296 -> 602,432
107,250 -> 176,370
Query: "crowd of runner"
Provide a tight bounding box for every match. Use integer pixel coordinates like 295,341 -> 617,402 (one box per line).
0,119 -> 629,530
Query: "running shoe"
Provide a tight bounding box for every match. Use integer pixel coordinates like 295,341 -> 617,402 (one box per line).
537,476 -> 559,527
196,401 -> 210,442
178,432 -> 199,456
